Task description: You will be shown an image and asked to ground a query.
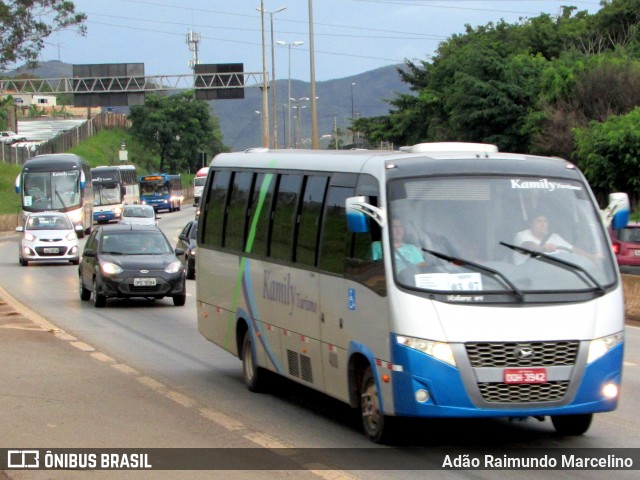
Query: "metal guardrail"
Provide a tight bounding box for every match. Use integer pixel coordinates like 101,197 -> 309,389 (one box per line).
0,73 -> 263,94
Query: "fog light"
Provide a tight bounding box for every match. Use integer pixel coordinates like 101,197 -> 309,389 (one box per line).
415,389 -> 430,403
602,383 -> 618,399
22,246 -> 32,256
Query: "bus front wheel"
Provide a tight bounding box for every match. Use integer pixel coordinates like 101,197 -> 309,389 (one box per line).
360,366 -> 396,443
242,333 -> 266,392
551,414 -> 593,436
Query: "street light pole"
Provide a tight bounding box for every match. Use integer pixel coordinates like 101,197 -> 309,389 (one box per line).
351,82 -> 356,145
257,6 -> 286,149
259,2 -> 269,148
308,0 -> 318,149
276,40 -> 304,149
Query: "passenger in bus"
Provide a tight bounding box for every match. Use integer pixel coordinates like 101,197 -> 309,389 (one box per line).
513,212 -> 602,265
372,218 -> 427,271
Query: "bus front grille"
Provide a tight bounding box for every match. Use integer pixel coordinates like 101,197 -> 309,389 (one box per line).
478,381 -> 569,403
465,341 -> 579,368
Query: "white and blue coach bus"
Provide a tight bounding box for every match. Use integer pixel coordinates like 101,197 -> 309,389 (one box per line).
195,143 -> 629,443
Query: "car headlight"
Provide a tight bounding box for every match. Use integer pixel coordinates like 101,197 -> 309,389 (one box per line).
165,261 -> 183,274
24,232 -> 36,242
66,231 -> 77,241
587,332 -> 624,364
100,262 -> 123,275
396,335 -> 456,366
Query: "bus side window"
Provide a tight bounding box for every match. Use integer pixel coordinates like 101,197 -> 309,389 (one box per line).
318,185 -> 355,274
225,172 -> 254,251
246,173 -> 275,256
270,174 -> 303,262
296,175 -> 329,266
346,195 -> 386,296
202,170 -> 231,248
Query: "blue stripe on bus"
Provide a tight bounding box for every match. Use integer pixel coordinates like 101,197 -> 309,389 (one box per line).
240,259 -> 284,374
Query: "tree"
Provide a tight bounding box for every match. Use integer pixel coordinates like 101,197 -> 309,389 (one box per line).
574,107 -> 640,205
128,92 -> 227,174
0,0 -> 86,70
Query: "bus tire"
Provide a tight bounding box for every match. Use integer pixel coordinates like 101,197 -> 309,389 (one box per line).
551,413 -> 593,436
360,366 -> 396,444
242,333 -> 266,392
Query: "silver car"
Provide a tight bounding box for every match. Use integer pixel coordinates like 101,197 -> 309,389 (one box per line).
119,204 -> 158,226
17,212 -> 81,266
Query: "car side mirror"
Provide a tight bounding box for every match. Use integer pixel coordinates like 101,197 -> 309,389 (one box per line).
82,250 -> 96,258
16,226 -> 24,232
175,248 -> 185,256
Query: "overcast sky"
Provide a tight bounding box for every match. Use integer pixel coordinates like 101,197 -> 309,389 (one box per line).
31,0 -> 603,82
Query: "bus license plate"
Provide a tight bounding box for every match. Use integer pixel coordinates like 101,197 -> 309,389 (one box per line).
503,368 -> 546,384
134,278 -> 156,287
43,248 -> 59,254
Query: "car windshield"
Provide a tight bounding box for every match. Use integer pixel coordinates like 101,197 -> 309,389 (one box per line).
124,208 -> 154,218
101,232 -> 171,255
27,215 -> 72,230
386,175 -> 616,298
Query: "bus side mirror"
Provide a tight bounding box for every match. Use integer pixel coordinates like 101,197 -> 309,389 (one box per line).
80,171 -> 86,190
15,174 -> 21,194
603,192 -> 630,230
346,196 -> 386,233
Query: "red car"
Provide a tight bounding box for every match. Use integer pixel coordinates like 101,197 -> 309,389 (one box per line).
610,222 -> 640,273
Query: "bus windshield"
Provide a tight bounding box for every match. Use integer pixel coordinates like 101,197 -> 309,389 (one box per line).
387,175 -> 616,295
94,183 -> 121,206
23,171 -> 81,210
140,181 -> 169,197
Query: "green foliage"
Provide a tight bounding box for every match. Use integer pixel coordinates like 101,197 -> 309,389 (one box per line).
574,107 -> 640,206
0,163 -> 22,216
68,128 -> 157,173
352,0 -> 640,206
0,0 -> 86,70
128,92 -> 227,174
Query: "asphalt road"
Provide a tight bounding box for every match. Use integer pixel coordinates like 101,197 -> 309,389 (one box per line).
1,205 -> 639,480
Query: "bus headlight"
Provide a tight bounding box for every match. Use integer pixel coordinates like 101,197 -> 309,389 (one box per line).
67,209 -> 83,223
396,335 -> 456,366
100,262 -> 123,275
587,332 -> 624,364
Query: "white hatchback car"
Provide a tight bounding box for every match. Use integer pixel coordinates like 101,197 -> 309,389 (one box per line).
119,204 -> 158,226
16,212 -> 81,266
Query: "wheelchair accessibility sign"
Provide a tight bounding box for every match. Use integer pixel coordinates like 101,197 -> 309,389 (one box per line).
348,288 -> 356,310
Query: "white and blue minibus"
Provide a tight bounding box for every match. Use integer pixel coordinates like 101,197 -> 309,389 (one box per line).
195,143 -> 629,443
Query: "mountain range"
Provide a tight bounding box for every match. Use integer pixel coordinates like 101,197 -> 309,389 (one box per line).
6,60 -> 411,151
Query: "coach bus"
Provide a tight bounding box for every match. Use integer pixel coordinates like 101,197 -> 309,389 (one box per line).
92,165 -> 139,223
193,166 -> 209,206
195,143 -> 629,443
15,153 -> 93,237
140,173 -> 183,212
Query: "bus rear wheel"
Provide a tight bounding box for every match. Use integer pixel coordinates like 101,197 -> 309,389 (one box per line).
360,366 -> 396,443
551,414 -> 593,436
242,333 -> 266,392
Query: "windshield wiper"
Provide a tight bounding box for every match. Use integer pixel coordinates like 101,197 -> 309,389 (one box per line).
499,241 -> 605,295
422,248 -> 525,302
